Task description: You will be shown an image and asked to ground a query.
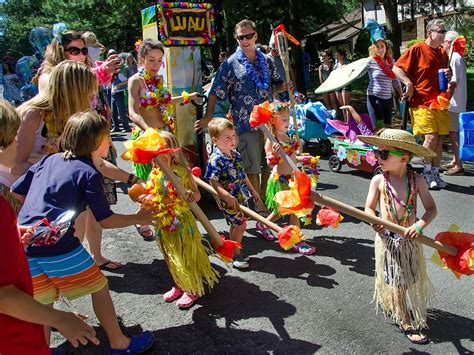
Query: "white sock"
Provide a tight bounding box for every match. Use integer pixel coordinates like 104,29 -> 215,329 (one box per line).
432,167 -> 439,175
423,164 -> 432,173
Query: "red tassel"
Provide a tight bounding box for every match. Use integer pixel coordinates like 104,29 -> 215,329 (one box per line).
215,235 -> 241,263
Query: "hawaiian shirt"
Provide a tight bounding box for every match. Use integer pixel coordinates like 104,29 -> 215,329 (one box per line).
210,48 -> 283,135
205,147 -> 251,204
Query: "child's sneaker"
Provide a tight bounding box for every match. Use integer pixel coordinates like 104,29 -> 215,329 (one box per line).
232,255 -> 249,269
256,221 -> 276,241
293,242 -> 316,255
176,292 -> 198,309
163,286 -> 183,302
422,170 -> 438,190
433,173 -> 448,188
109,331 -> 155,354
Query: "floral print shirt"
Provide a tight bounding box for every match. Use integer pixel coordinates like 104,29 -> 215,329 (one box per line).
205,147 -> 251,203
210,48 -> 283,135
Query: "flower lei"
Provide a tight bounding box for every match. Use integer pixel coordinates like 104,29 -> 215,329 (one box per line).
237,48 -> 270,90
373,55 -> 395,80
138,68 -> 175,132
146,165 -> 190,232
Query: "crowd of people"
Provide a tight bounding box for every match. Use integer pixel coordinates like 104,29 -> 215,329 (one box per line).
0,15 -> 470,354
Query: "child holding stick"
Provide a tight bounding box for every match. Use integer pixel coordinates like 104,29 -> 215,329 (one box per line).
257,101 -> 316,255
205,118 -> 260,269
11,111 -> 155,354
148,131 -> 218,309
361,129 -> 437,344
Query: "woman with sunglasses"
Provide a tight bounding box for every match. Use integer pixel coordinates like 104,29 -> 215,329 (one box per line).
361,129 -> 437,345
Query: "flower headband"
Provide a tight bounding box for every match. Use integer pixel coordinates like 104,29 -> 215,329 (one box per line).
52,22 -> 68,45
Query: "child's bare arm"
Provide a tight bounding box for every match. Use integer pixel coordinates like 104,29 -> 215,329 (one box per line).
414,174 -> 437,230
245,175 -> 260,202
365,175 -> 384,233
209,178 -> 239,210
340,105 -> 362,123
185,168 -> 201,203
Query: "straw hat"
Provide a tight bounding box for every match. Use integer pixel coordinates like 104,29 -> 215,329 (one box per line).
82,31 -> 104,49
357,129 -> 436,158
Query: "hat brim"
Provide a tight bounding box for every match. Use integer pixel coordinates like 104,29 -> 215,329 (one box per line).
357,135 -> 437,158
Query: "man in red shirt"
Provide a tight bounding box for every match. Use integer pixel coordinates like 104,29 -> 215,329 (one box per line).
393,19 -> 450,190
0,99 -> 99,354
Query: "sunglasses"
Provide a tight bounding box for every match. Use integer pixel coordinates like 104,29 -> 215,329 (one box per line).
65,47 -> 88,56
374,149 -> 405,160
431,29 -> 447,34
236,32 -> 256,41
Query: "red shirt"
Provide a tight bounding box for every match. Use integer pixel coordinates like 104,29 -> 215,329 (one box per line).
395,41 -> 448,108
0,196 -> 50,355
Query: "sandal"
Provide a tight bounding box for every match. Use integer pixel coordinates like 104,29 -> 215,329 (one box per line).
176,292 -> 198,310
135,224 -> 154,241
109,331 -> 155,354
98,259 -> 123,271
256,222 -> 276,241
442,162 -> 454,170
163,286 -> 184,302
293,242 -> 316,255
444,167 -> 465,176
399,326 -> 429,345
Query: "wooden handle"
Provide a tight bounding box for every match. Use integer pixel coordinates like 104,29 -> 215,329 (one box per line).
193,176 -> 283,233
259,124 -> 299,171
154,158 -> 223,247
310,191 -> 458,256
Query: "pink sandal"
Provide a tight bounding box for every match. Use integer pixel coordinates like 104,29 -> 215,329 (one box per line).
293,242 -> 316,255
256,222 -> 276,241
176,292 -> 198,309
163,286 -> 183,302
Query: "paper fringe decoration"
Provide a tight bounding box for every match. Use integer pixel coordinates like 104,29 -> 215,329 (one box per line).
250,101 -> 273,127
274,24 -> 301,46
274,170 -> 314,218
277,225 -> 305,250
215,235 -> 241,263
316,206 -> 344,228
121,128 -> 178,164
428,93 -> 450,111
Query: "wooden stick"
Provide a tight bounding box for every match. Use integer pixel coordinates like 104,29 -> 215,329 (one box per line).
154,157 -> 223,248
310,191 -> 458,256
193,176 -> 283,233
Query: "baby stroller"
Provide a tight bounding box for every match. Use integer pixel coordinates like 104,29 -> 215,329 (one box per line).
288,101 -> 334,156
326,114 -> 383,175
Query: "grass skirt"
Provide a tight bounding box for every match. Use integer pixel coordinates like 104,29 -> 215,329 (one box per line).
156,209 -> 219,296
373,231 -> 434,329
265,174 -> 291,215
131,130 -> 153,180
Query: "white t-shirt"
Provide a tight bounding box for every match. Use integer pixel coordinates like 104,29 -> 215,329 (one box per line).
449,52 -> 467,113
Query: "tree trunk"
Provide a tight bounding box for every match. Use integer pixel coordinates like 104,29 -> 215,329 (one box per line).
288,0 -> 305,94
384,0 -> 402,58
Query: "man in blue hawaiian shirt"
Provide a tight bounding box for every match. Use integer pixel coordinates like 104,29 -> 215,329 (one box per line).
195,19 -> 286,211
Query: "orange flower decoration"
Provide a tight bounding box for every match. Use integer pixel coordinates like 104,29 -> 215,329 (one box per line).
274,170 -> 314,217
121,128 -> 178,164
435,231 -> 474,278
215,235 -> 241,263
316,206 -> 344,228
429,93 -> 450,110
250,101 -> 273,128
277,225 -> 305,250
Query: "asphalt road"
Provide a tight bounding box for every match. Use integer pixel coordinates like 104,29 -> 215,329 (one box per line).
51,133 -> 474,354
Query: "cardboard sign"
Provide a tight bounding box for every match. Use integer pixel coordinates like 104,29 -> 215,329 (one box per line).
158,2 -> 215,46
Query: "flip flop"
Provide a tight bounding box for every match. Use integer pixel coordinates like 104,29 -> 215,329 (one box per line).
444,167 -> 465,176
135,224 -> 154,241
110,331 -> 155,354
98,260 -> 123,271
399,326 -> 429,345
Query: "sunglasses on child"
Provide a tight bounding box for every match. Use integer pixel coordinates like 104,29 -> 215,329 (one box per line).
65,47 -> 89,56
374,149 -> 405,160
236,32 -> 256,41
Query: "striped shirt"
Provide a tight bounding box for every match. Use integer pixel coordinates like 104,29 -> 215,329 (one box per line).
366,58 -> 401,100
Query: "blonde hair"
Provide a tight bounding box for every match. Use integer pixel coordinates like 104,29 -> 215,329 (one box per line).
368,40 -> 393,59
0,99 -> 20,148
159,131 -> 188,167
61,111 -> 109,159
18,61 -> 98,137
41,31 -> 92,74
207,117 -> 234,138
267,100 -> 290,135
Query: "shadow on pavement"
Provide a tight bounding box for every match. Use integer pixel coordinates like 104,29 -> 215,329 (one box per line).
312,235 -> 375,277
426,308 -> 474,353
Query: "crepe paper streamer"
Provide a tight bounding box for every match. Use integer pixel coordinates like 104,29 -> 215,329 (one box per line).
428,93 -> 450,111
274,24 -> 301,46
452,35 -> 466,57
121,128 -> 178,164
316,206 -> 344,228
215,235 -> 241,263
128,184 -> 147,202
365,150 -> 377,166
273,170 -> 314,218
435,231 -> 474,278
277,225 -> 305,250
250,101 -> 274,127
